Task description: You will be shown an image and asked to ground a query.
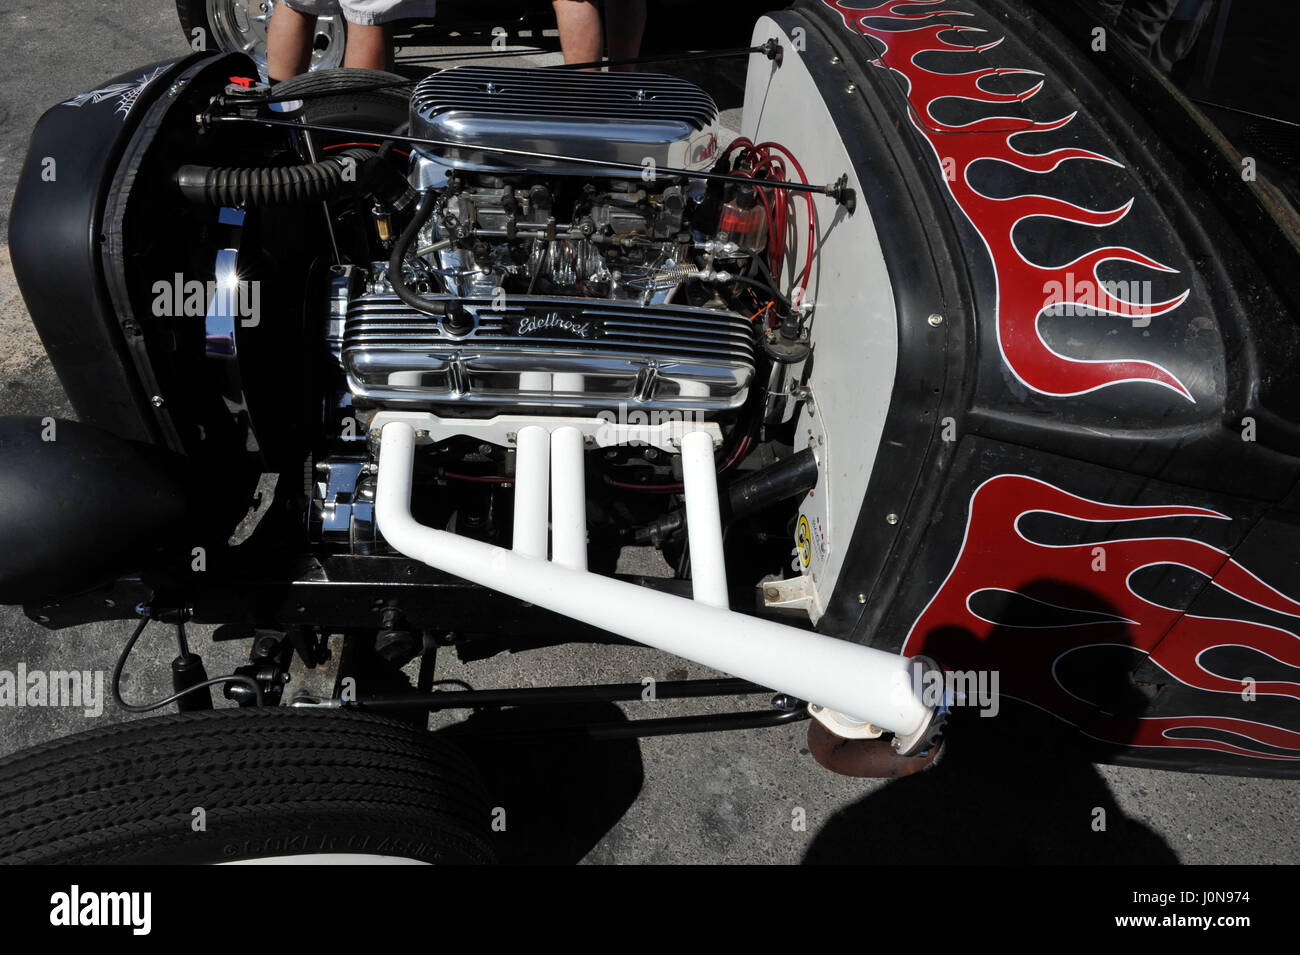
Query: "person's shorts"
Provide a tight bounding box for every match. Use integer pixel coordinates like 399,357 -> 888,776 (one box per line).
281,0 -> 438,26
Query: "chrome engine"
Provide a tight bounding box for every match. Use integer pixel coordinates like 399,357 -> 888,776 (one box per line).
408,66 -> 722,180
334,66 -> 755,419
341,291 -> 755,414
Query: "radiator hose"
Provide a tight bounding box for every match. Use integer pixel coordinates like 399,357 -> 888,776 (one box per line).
174,147 -> 378,207
632,448 -> 820,545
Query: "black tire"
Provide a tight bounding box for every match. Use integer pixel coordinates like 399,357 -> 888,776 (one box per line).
280,68 -> 412,140
275,68 -> 412,103
0,708 -> 495,864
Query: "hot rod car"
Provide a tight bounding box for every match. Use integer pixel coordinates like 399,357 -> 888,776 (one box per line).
0,0 -> 1296,863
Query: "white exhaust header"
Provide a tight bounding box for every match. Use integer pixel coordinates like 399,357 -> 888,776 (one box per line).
373,421 -> 936,745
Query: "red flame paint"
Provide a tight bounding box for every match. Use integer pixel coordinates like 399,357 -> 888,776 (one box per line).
903,474 -> 1300,761
823,0 -> 1194,400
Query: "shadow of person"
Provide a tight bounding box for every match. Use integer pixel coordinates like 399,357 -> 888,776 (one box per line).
435,702 -> 644,864
803,614 -> 1180,865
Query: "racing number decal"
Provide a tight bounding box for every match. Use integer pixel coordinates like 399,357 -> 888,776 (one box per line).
797,515 -> 812,569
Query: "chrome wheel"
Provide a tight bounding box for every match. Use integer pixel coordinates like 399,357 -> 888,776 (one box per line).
205,0 -> 345,76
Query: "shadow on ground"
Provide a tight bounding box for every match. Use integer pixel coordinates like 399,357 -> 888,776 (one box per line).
438,703 -> 645,864
803,703 -> 1178,864
804,615 -> 1180,865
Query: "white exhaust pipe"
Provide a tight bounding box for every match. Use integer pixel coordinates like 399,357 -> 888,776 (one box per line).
375,421 -> 936,742
680,430 -> 729,608
511,425 -> 549,559
550,426 -> 588,571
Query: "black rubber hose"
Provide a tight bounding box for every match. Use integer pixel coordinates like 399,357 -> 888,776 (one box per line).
727,448 -> 820,516
175,147 -> 377,206
387,189 -> 451,319
632,449 -> 820,544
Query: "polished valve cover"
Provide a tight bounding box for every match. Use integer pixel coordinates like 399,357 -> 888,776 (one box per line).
342,295 -> 755,413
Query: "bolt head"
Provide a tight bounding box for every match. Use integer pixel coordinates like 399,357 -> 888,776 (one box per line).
927,313 -> 944,327
886,513 -> 900,525
150,395 -> 165,408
